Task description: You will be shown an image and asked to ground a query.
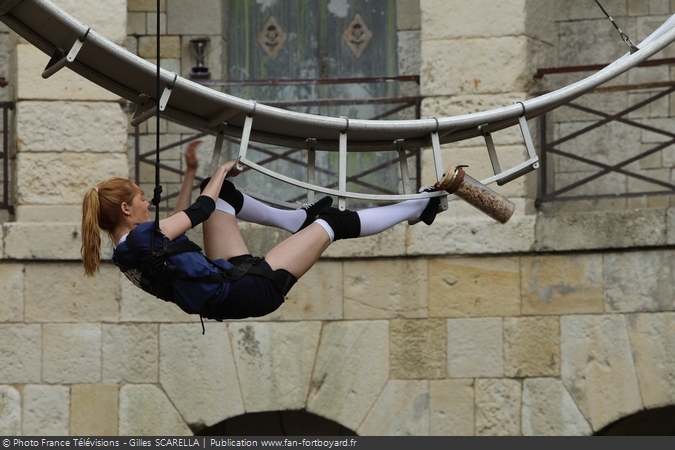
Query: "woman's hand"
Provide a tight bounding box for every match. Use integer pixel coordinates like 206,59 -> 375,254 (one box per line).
185,141 -> 200,171
220,159 -> 242,178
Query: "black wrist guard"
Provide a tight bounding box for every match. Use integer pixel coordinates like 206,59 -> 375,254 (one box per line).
183,195 -> 216,228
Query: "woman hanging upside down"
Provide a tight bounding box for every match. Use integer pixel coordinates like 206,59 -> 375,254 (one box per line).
81,142 -> 442,322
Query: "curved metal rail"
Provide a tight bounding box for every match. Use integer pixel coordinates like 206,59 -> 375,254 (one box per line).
2,0 -> 675,204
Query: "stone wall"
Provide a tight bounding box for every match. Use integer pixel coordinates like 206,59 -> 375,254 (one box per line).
1,0 -> 675,437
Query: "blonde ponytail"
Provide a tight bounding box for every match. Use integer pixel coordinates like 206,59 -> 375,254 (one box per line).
81,187 -> 102,276
81,178 -> 141,276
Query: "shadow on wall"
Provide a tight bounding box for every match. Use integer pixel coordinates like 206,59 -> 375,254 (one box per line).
195,410 -> 358,436
595,405 -> 675,436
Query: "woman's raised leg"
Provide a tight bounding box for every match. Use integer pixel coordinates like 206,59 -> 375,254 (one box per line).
264,222 -> 331,279
202,210 -> 250,261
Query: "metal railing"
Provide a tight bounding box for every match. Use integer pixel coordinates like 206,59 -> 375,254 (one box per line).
0,102 -> 14,212
536,61 -> 675,206
133,76 -> 423,211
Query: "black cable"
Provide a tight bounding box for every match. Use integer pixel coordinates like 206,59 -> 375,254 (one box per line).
152,0 -> 162,229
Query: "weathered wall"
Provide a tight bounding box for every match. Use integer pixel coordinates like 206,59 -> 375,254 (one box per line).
1,0 -> 675,437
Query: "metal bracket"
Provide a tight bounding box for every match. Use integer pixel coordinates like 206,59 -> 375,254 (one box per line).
396,139 -> 412,195
130,73 -> 177,127
492,104 -> 540,186
42,27 -> 90,79
235,115 -> 254,172
208,125 -> 226,173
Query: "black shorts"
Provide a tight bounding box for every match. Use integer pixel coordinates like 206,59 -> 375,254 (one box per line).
207,259 -> 285,320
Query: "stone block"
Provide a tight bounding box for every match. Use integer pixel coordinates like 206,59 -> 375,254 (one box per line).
56,0 -> 127,44
138,36 -> 181,59
667,207 -> 675,244
146,12 -> 166,36
447,318 -> 503,378
229,322 -> 321,412
14,205 -> 83,222
0,324 -> 41,383
14,45 -> 119,101
429,379 -> 474,436
3,223 -> 82,259
535,209 -> 667,251
648,0 -> 671,15
128,0 -> 166,12
521,254 -> 604,315
269,260 -> 342,321
522,378 -> 592,436
475,378 -> 521,436
626,313 -> 675,408
160,323 -> 244,428
15,152 -> 129,206
628,0 -> 650,16
23,385 -> 70,436
504,317 -> 560,378
127,12 -> 147,35
344,259 -> 428,319
397,30 -> 421,76
408,209 -> 536,256
70,384 -> 118,436
558,19 -> 628,66
555,0 -> 619,21
0,263 -> 23,322
103,324 -> 158,383
0,386 -> 20,436
422,0 -> 528,40
357,380 -> 429,436
561,315 -> 642,431
24,263 -> 120,322
43,323 -> 101,384
421,36 -> 532,96
307,321 -> 389,432
119,273 -> 190,322
166,0 -> 222,35
16,101 -> 127,153
605,250 -> 675,312
429,256 -> 521,318
119,384 -> 192,435
390,319 -> 446,379
397,0 -> 421,30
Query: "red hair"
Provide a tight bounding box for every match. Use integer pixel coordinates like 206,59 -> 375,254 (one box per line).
81,178 -> 142,276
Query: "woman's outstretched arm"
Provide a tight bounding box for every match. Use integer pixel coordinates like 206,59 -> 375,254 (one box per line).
159,159 -> 240,241
172,141 -> 201,215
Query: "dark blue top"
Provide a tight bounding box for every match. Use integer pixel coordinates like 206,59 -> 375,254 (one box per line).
112,221 -> 232,315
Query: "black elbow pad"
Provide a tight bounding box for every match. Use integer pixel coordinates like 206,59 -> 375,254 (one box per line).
183,195 -> 216,228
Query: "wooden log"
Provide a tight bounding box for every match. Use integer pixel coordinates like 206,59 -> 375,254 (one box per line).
439,165 -> 515,224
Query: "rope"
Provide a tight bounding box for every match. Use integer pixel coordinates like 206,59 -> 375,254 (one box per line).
595,0 -> 639,54
152,0 -> 162,230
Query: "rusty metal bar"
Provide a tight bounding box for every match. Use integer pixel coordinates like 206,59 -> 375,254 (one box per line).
195,75 -> 420,87
534,57 -> 675,79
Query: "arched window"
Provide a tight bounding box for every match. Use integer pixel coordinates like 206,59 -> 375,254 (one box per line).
195,410 -> 358,436
594,405 -> 675,436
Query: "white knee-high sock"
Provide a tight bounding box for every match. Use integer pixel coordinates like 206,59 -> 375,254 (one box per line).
234,193 -> 306,232
357,199 -> 429,237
